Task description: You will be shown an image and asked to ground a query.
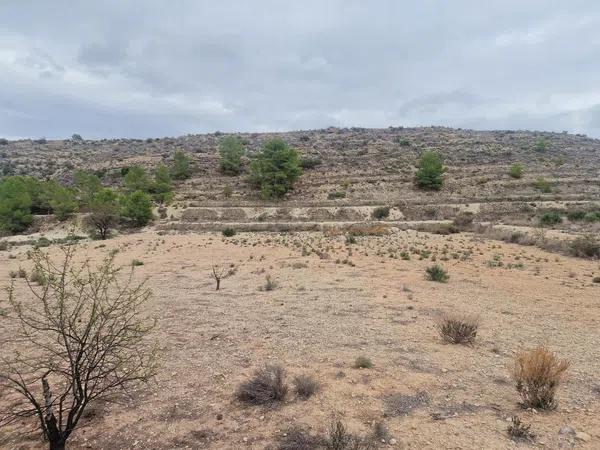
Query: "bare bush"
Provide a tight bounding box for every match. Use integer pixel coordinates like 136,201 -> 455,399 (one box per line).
277,426 -> 322,450
210,263 -> 236,290
293,374 -> 320,399
511,346 -> 569,409
436,313 -> 479,344
0,246 -> 156,450
236,365 -> 288,405
325,419 -> 376,450
507,416 -> 535,442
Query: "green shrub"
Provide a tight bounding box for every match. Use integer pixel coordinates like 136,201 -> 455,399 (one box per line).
328,191 -> 346,199
121,191 -> 153,227
534,138 -> 548,152
372,206 -> 390,220
86,188 -> 121,239
353,356 -> 373,369
425,264 -> 449,282
584,211 -> 600,222
567,210 -> 587,221
539,211 -> 562,226
222,227 -> 236,237
415,151 -> 446,190
534,177 -> 552,193
0,177 -> 33,233
150,165 -> 173,204
219,136 -> 245,175
48,183 -> 77,220
73,170 -> 102,207
171,150 -> 191,180
249,139 -> 301,199
509,163 -> 524,179
123,166 -> 151,193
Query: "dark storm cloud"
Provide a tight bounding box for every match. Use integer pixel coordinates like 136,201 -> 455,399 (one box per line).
1,0 -> 599,139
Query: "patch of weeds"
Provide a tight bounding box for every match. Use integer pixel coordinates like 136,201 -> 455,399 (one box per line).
436,313 -> 479,344
293,374 -> 320,399
236,365 -> 288,405
425,264 -> 448,282
507,416 -> 535,442
353,356 -> 373,369
383,391 -> 430,417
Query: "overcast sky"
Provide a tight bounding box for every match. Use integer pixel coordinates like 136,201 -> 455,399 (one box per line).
1,1 -> 600,139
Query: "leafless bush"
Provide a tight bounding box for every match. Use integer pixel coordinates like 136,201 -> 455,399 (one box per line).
293,374 -> 320,399
325,419 -> 376,450
236,365 -> 288,405
210,263 -> 236,290
0,246 -> 156,450
277,426 -> 322,450
511,346 -> 569,409
436,313 -> 479,344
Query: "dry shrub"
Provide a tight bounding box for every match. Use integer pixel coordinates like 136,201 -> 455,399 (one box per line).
236,365 -> 288,405
511,346 -> 569,409
293,374 -> 320,399
325,419 -> 376,450
353,356 -> 373,369
277,426 -> 322,450
436,313 -> 479,344
507,416 -> 535,442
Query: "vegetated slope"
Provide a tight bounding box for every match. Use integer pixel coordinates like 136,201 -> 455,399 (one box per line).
2,127 -> 599,224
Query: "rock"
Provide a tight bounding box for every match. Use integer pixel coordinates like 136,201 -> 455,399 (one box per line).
559,426 -> 576,436
389,438 -> 397,445
575,431 -> 591,442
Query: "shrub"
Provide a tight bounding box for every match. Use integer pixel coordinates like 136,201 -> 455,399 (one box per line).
236,365 -> 288,405
534,177 -> 552,193
86,188 -> 121,239
437,313 -> 478,344
71,133 -> 83,141
325,420 -> 375,450
262,275 -> 278,291
277,426 -> 322,450
353,356 -> 373,369
328,191 -> 346,199
425,264 -> 449,282
566,210 -> 587,221
121,191 -> 153,227
539,211 -> 562,226
534,138 -> 548,152
123,166 -> 151,193
511,346 -> 569,409
219,136 -> 245,175
222,227 -> 236,237
48,183 -> 77,220
0,240 -> 8,251
249,139 -> 301,199
73,170 -> 102,207
415,151 -> 446,190
593,276 -> 600,283
299,156 -> 322,169
509,163 -> 524,179
507,416 -> 535,442
293,374 -> 320,399
583,211 -> 600,222
569,234 -> 600,258
453,211 -> 474,229
171,150 -> 191,180
0,177 -> 33,233
150,165 -> 173,204
345,234 -> 356,244
372,206 -> 390,220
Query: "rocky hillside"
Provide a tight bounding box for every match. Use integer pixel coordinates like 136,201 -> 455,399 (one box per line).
2,126 -> 600,228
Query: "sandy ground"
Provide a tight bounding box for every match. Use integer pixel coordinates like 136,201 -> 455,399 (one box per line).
1,229 -> 600,449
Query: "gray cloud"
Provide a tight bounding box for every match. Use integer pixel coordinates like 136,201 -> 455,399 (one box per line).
0,0 -> 599,139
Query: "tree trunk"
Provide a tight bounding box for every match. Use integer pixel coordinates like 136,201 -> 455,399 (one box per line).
216,278 -> 220,290
48,438 -> 66,450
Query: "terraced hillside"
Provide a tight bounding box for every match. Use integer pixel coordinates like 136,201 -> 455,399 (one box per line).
2,127 -> 600,231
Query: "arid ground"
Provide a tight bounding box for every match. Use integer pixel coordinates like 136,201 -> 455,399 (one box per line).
2,227 -> 599,449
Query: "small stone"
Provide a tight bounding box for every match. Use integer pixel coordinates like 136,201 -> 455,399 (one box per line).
575,431 -> 591,442
389,438 -> 397,445
216,413 -> 223,420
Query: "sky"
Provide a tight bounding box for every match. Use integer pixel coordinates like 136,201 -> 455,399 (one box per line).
1,1 -> 600,139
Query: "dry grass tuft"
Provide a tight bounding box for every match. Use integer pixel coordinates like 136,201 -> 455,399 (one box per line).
507,415 -> 535,442
293,374 -> 320,399
436,313 -> 479,345
236,365 -> 288,405
511,346 -> 569,409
